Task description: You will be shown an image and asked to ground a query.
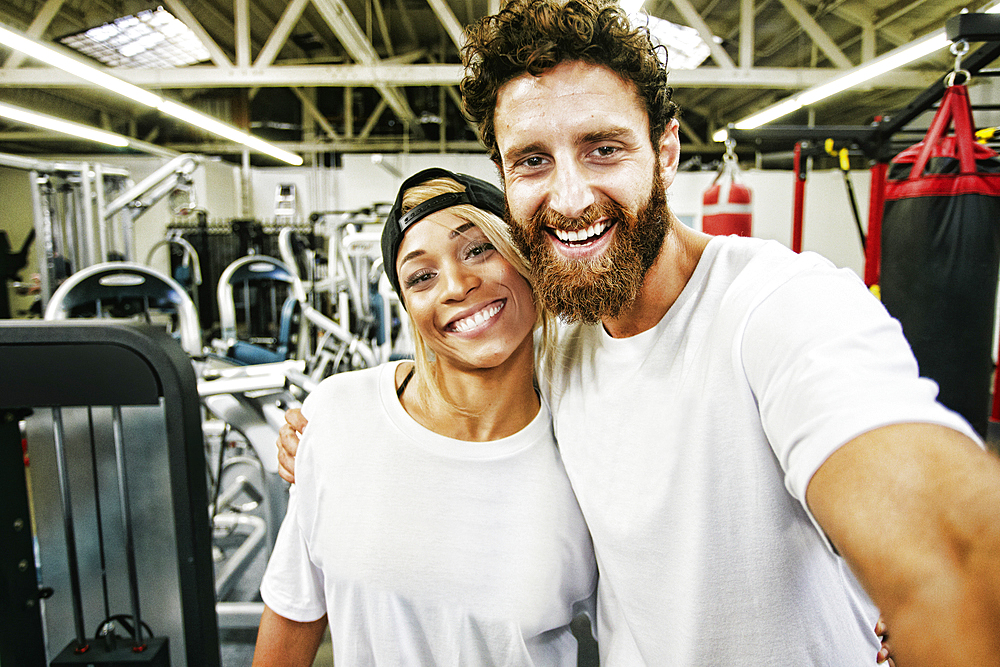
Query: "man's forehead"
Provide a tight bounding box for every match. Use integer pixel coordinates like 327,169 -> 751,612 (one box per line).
496,61 -> 639,108
494,65 -> 648,155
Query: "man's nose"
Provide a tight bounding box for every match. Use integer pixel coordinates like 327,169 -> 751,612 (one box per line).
547,161 -> 596,219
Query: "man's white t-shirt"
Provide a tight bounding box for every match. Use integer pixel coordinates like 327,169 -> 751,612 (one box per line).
541,235 -> 979,665
261,361 -> 597,666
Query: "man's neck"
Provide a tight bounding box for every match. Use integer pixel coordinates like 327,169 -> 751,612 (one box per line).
602,221 -> 711,338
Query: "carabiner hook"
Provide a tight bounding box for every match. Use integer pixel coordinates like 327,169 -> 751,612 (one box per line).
724,137 -> 737,164
946,40 -> 971,87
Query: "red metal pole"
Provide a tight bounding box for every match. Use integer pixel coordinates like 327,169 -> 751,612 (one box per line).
792,141 -> 805,253
864,162 -> 888,288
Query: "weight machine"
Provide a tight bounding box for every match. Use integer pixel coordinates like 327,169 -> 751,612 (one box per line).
0,321 -> 220,667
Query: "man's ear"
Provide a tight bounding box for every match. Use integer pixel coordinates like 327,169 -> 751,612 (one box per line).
658,119 -> 681,191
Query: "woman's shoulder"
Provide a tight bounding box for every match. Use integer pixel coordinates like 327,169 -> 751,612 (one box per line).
301,363 -> 395,418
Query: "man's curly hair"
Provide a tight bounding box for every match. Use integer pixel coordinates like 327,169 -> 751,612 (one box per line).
461,0 -> 679,164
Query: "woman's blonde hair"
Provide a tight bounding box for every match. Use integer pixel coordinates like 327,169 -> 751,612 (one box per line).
397,176 -> 555,412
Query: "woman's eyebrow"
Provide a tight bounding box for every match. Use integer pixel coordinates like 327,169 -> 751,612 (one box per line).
450,222 -> 476,239
398,248 -> 424,267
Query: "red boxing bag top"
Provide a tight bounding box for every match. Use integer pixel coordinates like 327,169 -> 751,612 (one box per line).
702,155 -> 753,237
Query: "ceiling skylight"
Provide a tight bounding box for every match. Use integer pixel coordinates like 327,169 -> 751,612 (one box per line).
59,7 -> 209,69
628,12 -> 713,70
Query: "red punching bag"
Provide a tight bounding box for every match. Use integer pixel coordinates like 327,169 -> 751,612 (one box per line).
702,153 -> 752,236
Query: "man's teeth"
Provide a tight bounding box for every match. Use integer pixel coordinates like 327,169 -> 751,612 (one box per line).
553,221 -> 608,243
452,303 -> 502,332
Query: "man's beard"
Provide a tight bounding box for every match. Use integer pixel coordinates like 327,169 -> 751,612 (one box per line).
508,167 -> 669,324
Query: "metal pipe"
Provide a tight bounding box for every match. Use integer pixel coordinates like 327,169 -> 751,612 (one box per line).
111,406 -> 145,647
29,170 -> 53,307
103,154 -> 198,219
86,408 -> 112,624
80,164 -> 96,268
216,601 -> 265,629
212,513 -> 267,598
61,183 -> 79,275
51,407 -> 89,651
94,164 -> 109,263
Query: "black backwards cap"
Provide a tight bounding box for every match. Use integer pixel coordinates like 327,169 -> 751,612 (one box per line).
381,167 -> 506,298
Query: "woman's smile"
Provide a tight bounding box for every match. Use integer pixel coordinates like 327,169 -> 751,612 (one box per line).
446,299 -> 506,334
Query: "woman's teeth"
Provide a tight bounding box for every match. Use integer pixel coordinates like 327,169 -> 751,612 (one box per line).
553,220 -> 608,244
451,302 -> 503,332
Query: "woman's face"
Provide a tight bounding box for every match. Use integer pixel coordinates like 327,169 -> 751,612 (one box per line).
396,211 -> 537,374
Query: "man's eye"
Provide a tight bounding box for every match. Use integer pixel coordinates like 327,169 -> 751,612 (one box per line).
594,146 -> 619,157
521,156 -> 546,168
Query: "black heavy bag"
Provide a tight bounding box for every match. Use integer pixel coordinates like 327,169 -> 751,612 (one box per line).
881,84 -> 1000,437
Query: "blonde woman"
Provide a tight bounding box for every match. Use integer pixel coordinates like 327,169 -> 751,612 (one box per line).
252,168 -> 596,667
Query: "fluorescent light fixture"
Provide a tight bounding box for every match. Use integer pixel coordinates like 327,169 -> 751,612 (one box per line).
60,8 -> 210,69
0,101 -> 130,147
796,31 -> 949,106
0,22 -> 303,165
734,98 -> 804,131
158,100 -> 303,164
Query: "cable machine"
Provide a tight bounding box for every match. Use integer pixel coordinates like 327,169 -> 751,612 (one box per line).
0,153 -> 131,309
1,152 -> 201,311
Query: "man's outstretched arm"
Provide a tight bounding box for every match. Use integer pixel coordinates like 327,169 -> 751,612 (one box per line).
808,422 -> 1000,667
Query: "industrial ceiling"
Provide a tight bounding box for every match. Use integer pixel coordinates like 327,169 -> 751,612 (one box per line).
0,0 -> 993,165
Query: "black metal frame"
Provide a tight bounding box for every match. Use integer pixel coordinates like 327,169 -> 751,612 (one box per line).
0,321 -> 220,667
728,16 -> 1000,162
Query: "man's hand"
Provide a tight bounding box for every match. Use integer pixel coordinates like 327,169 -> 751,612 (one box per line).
277,407 -> 307,484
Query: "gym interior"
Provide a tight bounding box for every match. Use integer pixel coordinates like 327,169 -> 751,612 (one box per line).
2,1 -> 1000,665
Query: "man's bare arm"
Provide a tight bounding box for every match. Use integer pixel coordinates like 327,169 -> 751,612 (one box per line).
252,605 -> 326,666
277,407 -> 306,484
807,422 -> 1000,667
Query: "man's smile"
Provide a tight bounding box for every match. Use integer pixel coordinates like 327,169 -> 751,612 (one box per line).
551,219 -> 612,245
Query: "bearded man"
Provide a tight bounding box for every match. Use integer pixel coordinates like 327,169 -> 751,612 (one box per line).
280,1 -> 1000,665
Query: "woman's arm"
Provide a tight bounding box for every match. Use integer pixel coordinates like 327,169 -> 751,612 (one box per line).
252,605 -> 327,667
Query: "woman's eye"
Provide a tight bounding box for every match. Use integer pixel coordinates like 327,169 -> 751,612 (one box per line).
404,270 -> 434,288
467,241 -> 495,259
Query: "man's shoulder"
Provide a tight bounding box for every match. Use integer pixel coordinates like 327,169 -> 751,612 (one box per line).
706,235 -> 839,296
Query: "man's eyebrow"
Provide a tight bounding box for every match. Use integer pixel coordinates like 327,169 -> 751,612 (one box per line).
580,128 -> 635,144
502,141 -> 546,164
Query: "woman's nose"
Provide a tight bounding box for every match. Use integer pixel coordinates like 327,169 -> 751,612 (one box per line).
440,263 -> 480,301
